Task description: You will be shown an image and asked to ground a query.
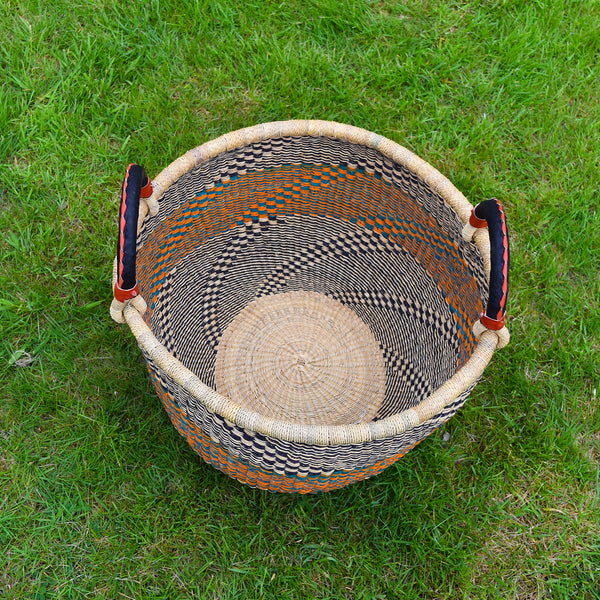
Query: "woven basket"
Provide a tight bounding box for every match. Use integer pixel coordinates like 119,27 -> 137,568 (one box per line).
110,120 -> 510,493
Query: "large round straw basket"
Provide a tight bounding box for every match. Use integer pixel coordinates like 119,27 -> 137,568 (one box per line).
111,120 -> 510,494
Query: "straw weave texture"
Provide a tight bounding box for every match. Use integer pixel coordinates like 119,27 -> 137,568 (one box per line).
118,120 -> 500,492
215,291 -> 386,426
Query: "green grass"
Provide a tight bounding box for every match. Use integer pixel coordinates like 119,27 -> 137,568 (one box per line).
1,0 -> 599,598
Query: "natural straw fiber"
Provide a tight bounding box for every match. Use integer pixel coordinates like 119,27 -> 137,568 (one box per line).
112,120 -> 509,493
215,291 -> 386,426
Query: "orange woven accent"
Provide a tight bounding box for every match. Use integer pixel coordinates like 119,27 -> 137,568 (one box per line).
137,165 -> 481,342
150,371 -> 417,493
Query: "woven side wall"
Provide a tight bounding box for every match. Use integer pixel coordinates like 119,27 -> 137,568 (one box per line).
137,137 -> 487,296
135,147 -> 486,421
118,124 -> 499,490
143,346 -> 477,489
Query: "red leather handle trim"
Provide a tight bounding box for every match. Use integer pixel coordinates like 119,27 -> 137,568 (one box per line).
114,283 -> 140,303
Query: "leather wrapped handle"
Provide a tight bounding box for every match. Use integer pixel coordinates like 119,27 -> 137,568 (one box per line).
114,163 -> 153,303
468,198 -> 510,331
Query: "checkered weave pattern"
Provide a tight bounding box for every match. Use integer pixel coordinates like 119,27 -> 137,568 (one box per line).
114,121 -> 503,493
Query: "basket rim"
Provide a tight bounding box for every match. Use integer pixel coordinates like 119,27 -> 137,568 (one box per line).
122,119 -> 500,447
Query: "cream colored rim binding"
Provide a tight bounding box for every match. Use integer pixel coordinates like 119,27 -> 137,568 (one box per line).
118,119 -> 505,446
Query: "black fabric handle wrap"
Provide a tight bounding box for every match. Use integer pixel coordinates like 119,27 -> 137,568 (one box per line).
116,164 -> 149,296
471,198 -> 510,329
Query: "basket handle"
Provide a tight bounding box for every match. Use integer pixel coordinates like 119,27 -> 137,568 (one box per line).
110,163 -> 153,323
462,198 -> 510,349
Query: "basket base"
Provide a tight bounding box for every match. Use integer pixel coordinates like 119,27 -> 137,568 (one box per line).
214,291 -> 386,426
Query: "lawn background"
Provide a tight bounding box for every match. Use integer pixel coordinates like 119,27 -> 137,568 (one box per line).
1,0 -> 599,598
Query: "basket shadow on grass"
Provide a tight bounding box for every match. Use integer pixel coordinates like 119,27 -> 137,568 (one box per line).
75,293 -> 599,599
106,336 -> 508,595
9,308 -> 597,598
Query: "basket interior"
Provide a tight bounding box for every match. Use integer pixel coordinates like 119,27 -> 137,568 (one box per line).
136,135 -> 487,426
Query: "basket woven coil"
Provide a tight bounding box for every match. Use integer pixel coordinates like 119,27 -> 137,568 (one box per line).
111,120 -> 510,493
